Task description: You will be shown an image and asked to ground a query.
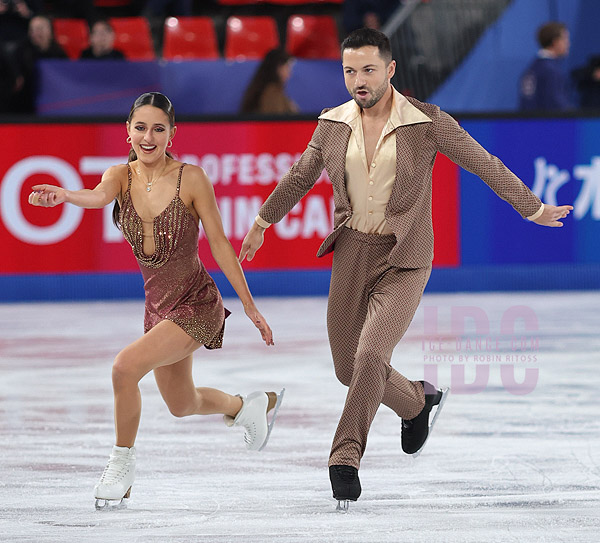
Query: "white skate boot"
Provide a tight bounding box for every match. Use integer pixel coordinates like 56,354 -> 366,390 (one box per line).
224,389 -> 285,451
94,445 -> 136,510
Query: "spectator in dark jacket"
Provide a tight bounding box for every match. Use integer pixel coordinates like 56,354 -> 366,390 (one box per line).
0,0 -> 40,46
12,14 -> 67,112
519,21 -> 572,111
80,19 -> 125,60
572,55 -> 600,110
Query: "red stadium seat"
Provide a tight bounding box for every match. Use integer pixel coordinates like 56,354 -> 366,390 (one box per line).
109,17 -> 155,60
225,16 -> 280,61
53,18 -> 89,60
162,17 -> 219,60
286,15 -> 340,59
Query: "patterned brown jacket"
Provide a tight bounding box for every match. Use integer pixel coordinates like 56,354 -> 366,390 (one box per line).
258,94 -> 542,268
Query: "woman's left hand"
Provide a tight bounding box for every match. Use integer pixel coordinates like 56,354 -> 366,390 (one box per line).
243,303 -> 274,346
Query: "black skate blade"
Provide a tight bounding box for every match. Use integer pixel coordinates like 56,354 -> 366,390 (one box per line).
411,387 -> 449,459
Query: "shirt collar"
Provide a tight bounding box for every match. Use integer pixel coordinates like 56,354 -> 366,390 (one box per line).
318,86 -> 432,128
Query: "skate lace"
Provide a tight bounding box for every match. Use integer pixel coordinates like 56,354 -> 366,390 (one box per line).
99,454 -> 131,485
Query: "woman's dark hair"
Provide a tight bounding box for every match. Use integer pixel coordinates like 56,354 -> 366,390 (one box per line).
340,27 -> 393,64
240,48 -> 293,114
112,92 -> 175,227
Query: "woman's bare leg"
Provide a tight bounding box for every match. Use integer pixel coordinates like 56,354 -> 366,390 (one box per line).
111,320 -> 232,447
153,355 -> 243,418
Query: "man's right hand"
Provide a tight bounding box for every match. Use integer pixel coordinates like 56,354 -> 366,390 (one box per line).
239,222 -> 266,262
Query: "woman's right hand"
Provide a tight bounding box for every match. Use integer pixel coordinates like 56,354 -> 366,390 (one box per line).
238,222 -> 265,263
28,184 -> 67,207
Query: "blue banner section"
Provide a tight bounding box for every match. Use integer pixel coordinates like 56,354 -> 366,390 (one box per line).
430,0 -> 600,111
460,117 -> 600,265
36,59 -> 349,116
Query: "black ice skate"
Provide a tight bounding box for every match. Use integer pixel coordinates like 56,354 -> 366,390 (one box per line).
329,465 -> 361,513
401,382 -> 449,457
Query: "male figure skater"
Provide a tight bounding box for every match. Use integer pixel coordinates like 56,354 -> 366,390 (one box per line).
240,28 -> 572,510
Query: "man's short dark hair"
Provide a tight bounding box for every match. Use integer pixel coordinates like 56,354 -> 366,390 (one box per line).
341,28 -> 393,64
537,22 -> 567,49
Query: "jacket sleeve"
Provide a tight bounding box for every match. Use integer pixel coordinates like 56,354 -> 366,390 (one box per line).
432,108 -> 542,218
258,121 -> 326,224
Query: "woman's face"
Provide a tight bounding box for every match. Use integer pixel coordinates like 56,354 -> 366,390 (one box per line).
126,105 -> 175,163
277,60 -> 294,83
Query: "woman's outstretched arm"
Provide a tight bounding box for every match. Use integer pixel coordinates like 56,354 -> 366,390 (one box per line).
29,164 -> 124,209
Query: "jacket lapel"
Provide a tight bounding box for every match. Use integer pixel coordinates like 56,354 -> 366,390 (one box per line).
321,121 -> 352,211
387,123 -> 430,214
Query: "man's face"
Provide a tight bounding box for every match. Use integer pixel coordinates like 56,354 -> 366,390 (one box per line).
342,46 -> 395,109
553,30 -> 570,57
90,22 -> 115,55
29,16 -> 52,50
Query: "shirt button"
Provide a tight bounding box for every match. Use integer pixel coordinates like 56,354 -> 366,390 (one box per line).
368,196 -> 373,201
369,181 -> 374,185
368,211 -> 373,215
371,163 -> 376,168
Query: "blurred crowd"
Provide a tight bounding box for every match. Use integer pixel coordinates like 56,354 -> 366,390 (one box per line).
1,1 -> 599,116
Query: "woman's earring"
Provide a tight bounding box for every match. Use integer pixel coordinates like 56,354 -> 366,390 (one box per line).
126,136 -> 132,144
168,139 -> 173,148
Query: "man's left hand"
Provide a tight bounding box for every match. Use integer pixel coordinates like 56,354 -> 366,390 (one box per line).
533,204 -> 574,227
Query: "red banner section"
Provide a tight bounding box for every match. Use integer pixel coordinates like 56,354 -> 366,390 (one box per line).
1,121 -> 459,275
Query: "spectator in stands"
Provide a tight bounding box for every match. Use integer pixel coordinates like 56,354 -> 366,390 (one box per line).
0,0 -> 40,45
240,48 -> 299,115
80,19 -> 125,60
519,21 -> 572,111
572,55 -> 600,110
0,43 -> 20,113
12,14 -> 67,112
343,0 -> 398,34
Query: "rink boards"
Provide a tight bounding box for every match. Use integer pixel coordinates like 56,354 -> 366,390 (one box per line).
1,116 -> 598,301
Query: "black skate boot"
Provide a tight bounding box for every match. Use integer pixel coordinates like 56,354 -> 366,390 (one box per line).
401,381 -> 449,457
329,465 -> 361,512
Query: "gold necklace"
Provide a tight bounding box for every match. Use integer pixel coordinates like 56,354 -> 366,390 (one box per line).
137,159 -> 168,192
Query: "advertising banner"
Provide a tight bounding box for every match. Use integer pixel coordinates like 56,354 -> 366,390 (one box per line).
1,120 -> 460,279
460,118 -> 600,265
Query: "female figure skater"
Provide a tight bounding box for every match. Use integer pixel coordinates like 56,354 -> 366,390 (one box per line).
29,92 -> 284,509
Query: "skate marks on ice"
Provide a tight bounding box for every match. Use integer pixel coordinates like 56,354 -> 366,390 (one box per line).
0,293 -> 600,542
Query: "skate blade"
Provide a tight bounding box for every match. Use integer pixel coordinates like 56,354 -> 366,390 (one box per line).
412,387 -> 449,459
95,498 -> 127,511
258,388 -> 285,452
336,500 -> 352,513
94,487 -> 131,511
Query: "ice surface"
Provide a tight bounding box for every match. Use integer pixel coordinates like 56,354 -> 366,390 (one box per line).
1,292 -> 599,542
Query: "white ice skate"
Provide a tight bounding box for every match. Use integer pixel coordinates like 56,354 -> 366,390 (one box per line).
94,445 -> 136,510
224,388 -> 285,451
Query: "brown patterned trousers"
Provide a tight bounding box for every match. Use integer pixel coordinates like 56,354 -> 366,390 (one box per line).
327,227 -> 431,469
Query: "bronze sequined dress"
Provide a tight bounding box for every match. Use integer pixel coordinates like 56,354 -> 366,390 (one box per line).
120,163 -> 228,349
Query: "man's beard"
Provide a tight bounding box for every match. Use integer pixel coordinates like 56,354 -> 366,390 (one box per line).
351,78 -> 388,109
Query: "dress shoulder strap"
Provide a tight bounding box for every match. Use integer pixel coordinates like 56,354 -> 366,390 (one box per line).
126,163 -> 133,192
176,163 -> 185,195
